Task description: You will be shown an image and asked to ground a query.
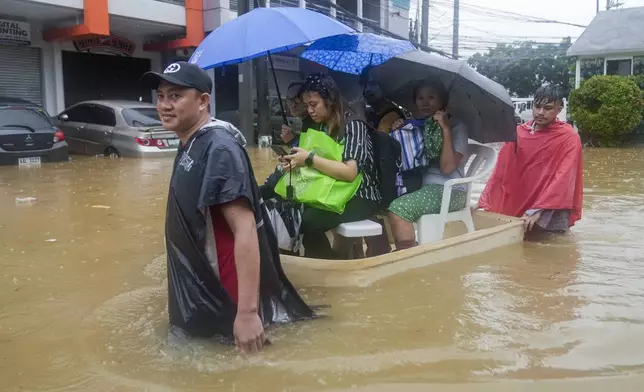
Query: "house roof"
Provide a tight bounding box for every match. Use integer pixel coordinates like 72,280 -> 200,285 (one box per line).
567,6 -> 644,57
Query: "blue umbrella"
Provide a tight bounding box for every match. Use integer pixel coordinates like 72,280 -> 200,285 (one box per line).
188,7 -> 355,69
300,33 -> 416,75
188,7 -> 354,126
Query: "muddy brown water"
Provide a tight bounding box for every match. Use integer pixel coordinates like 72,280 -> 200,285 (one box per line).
2,148 -> 644,391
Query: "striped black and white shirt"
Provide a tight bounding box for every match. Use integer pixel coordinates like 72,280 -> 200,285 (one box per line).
342,120 -> 382,202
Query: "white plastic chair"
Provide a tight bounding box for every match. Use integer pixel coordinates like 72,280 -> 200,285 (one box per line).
334,220 -> 383,259
416,143 -> 498,244
336,220 -> 383,238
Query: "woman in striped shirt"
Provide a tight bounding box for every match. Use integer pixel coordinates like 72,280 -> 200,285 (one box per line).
283,74 -> 381,259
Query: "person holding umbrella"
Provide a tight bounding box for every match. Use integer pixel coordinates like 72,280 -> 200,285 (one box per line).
387,80 -> 470,250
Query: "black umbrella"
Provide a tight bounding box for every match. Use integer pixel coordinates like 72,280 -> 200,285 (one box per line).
370,50 -> 517,143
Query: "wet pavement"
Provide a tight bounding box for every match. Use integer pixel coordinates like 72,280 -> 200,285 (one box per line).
2,147 -> 644,391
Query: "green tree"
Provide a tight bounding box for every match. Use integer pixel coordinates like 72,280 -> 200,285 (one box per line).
467,38 -> 574,97
569,75 -> 643,146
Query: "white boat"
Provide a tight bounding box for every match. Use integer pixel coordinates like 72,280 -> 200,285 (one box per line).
281,210 -> 524,288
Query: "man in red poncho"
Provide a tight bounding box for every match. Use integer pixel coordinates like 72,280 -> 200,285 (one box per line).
477,85 -> 583,233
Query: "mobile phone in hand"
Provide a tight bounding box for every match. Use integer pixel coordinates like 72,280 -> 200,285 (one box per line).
271,145 -> 289,156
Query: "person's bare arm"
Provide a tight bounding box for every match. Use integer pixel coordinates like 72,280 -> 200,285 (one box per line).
220,198 -> 265,353
311,154 -> 359,182
283,120 -> 366,182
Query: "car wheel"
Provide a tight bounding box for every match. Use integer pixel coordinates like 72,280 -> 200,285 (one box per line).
104,147 -> 120,158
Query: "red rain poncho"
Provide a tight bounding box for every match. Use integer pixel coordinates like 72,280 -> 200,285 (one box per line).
479,120 -> 583,227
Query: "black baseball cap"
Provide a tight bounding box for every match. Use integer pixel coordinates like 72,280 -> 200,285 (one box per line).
141,61 -> 213,94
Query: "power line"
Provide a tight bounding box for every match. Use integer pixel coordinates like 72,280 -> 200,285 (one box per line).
420,0 -> 429,45
452,0 -> 459,59
430,0 -> 588,28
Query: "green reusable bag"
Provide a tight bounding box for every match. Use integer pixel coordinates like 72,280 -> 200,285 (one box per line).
423,117 -> 443,161
274,128 -> 362,214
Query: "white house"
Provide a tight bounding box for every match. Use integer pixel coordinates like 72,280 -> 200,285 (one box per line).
567,6 -> 644,88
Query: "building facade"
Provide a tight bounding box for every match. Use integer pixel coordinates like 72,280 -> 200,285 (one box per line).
567,6 -> 644,88
0,0 -> 411,116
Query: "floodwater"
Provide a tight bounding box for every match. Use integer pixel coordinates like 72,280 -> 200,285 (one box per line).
2,148 -> 644,391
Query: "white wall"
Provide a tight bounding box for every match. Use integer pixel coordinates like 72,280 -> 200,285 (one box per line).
109,0 -> 186,26
203,0 -> 236,32
29,0 -> 186,26
387,2 -> 409,37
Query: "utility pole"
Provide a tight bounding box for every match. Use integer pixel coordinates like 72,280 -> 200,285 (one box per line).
254,0 -> 270,142
238,0 -> 255,145
452,0 -> 459,59
421,0 -> 429,46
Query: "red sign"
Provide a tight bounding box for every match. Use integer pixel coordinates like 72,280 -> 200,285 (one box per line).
73,35 -> 136,57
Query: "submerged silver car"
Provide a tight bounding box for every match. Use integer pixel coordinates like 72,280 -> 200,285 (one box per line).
54,100 -> 178,158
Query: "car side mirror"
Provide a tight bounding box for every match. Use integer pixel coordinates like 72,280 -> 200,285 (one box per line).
59,114 -> 69,121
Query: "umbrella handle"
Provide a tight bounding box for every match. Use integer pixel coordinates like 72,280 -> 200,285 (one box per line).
267,52 -> 289,125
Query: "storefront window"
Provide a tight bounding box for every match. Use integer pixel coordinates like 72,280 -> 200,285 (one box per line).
580,58 -> 604,81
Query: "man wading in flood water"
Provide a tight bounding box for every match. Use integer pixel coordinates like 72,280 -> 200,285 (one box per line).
476,85 -> 583,235
142,62 -> 314,353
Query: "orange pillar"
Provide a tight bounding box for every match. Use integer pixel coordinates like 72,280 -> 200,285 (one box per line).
43,0 -> 109,41
143,0 -> 205,51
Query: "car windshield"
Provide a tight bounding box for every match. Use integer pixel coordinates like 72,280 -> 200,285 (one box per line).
0,106 -> 52,129
122,108 -> 162,127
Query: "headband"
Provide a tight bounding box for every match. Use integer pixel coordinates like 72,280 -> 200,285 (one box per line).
300,73 -> 333,99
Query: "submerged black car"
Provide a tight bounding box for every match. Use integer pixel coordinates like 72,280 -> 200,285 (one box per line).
0,97 -> 68,165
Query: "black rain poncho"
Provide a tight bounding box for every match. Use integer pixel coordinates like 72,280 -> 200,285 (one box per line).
165,124 -> 315,338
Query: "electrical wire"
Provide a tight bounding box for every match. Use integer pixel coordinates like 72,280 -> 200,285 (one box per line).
430,0 -> 588,28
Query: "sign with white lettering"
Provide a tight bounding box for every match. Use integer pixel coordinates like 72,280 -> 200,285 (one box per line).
0,19 -> 31,46
73,35 -> 136,57
271,55 -> 300,72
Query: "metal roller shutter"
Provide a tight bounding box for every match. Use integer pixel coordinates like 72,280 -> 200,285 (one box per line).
0,46 -> 43,105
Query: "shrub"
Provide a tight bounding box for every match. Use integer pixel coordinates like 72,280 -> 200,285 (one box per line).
569,75 -> 643,146
628,74 -> 644,117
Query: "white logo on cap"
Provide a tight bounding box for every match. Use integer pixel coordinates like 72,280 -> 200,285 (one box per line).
164,63 -> 181,74
189,49 -> 203,64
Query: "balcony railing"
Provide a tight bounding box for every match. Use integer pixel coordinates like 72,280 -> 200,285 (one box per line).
155,0 -> 185,5
362,17 -> 379,33
271,0 -> 301,7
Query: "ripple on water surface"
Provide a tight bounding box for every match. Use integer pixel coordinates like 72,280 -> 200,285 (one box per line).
3,150 -> 644,391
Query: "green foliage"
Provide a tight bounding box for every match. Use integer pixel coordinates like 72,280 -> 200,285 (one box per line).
628,74 -> 644,117
569,75 -> 643,146
467,38 -> 574,97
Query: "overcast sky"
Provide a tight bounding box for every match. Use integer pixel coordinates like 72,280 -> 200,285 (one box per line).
414,0 -> 644,57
